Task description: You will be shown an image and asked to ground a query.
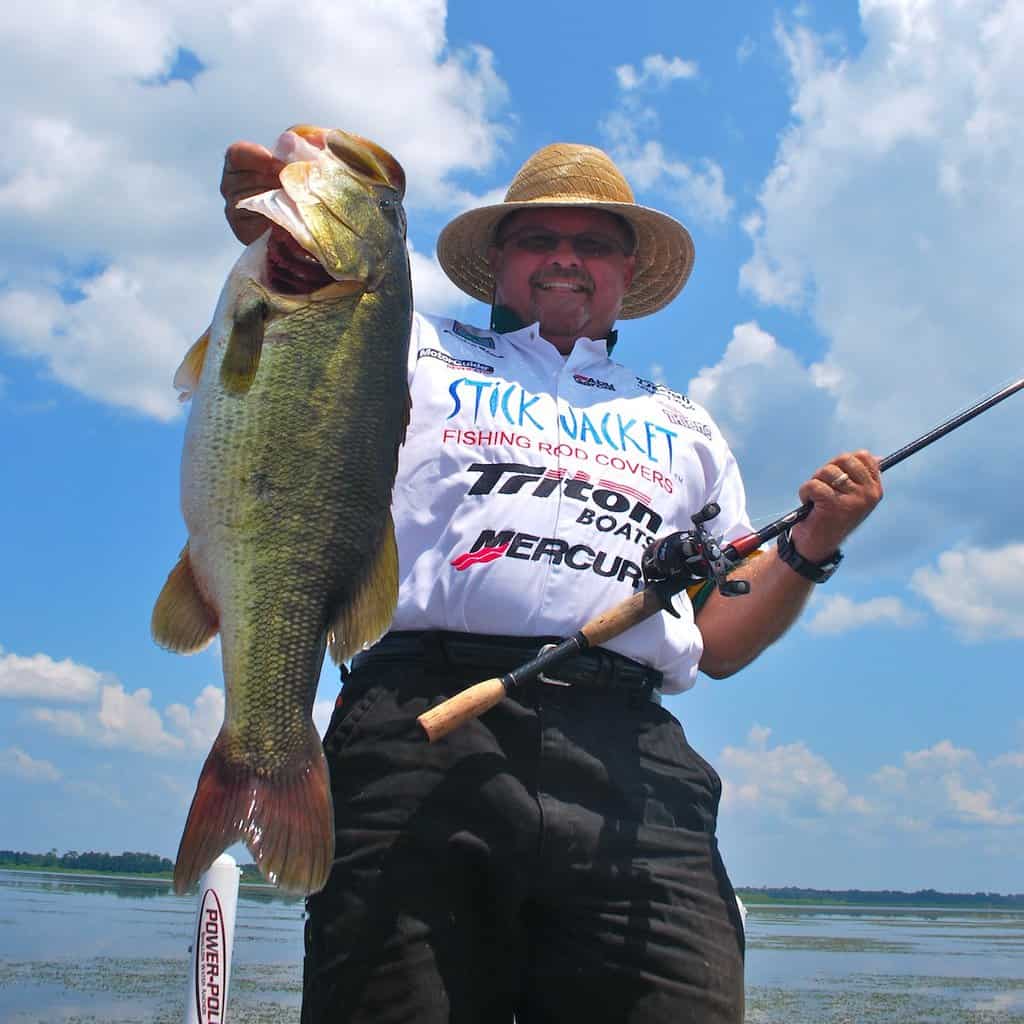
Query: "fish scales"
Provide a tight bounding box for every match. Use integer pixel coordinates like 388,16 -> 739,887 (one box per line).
188,280 -> 405,758
153,127 -> 412,895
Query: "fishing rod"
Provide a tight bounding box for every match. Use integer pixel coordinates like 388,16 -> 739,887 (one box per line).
418,376 -> 1024,743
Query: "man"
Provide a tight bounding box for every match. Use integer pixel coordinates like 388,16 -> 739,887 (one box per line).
220,140 -> 881,1023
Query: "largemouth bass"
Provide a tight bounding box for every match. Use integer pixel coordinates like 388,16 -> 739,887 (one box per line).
152,126 -> 412,895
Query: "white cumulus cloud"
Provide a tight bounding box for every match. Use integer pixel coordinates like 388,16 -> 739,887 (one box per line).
615,54 -> 699,91
165,685 -> 224,753
805,594 -> 924,634
0,648 -> 102,702
601,52 -> 732,229
686,321 -> 842,518
32,683 -> 184,754
719,725 -> 867,818
602,111 -> 734,227
23,650 -> 228,756
871,739 -> 1022,828
0,0 -> 509,420
720,728 -> 1023,842
910,543 -> 1024,640
737,1 -> 1024,550
408,241 -> 475,317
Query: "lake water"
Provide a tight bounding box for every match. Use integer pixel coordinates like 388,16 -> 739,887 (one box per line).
1,869 -> 1022,1022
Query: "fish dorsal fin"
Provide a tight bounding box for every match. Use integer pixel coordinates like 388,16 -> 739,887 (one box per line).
221,282 -> 269,395
173,328 -> 211,402
327,512 -> 399,665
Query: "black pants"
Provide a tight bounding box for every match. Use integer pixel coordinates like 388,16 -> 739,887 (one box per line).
302,653 -> 744,1023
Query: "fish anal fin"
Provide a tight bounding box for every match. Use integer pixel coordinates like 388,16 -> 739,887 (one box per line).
152,545 -> 219,653
221,284 -> 268,394
173,724 -> 334,896
173,328 -> 211,402
328,514 -> 399,665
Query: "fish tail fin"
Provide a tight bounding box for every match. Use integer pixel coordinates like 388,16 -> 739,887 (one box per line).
173,724 -> 334,896
152,544 -> 219,653
328,512 -> 399,664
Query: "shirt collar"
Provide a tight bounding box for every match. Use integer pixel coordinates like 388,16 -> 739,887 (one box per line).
489,304 -> 619,354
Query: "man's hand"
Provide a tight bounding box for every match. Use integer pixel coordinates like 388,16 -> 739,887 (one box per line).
221,141 -> 333,294
221,141 -> 285,244
788,449 -> 883,563
698,449 -> 882,679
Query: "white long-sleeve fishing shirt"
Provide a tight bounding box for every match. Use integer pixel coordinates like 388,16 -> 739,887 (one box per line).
389,312 -> 751,693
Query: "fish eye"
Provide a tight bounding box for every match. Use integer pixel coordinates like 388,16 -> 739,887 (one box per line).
379,198 -> 393,209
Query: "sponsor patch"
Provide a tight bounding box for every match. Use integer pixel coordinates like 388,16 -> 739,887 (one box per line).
661,408 -> 713,439
573,373 -> 615,391
449,321 -> 496,350
635,377 -> 695,409
419,348 -> 494,374
450,528 -> 644,588
464,462 -> 662,546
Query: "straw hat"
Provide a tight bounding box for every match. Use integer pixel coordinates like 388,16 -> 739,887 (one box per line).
436,143 -> 695,319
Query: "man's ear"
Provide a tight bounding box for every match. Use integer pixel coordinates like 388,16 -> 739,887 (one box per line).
486,245 -> 501,274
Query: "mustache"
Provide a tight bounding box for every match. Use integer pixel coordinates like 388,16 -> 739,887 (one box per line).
530,267 -> 594,292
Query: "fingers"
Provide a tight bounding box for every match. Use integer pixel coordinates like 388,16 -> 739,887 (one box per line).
221,142 -> 287,245
801,451 -> 881,502
792,451 -> 883,562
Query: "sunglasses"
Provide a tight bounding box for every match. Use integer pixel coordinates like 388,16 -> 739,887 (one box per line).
496,228 -> 633,259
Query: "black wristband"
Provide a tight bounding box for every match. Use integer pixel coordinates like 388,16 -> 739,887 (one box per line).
776,528 -> 843,583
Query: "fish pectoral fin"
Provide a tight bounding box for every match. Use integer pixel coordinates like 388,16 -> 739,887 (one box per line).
220,283 -> 269,394
328,512 -> 399,664
151,544 -> 219,653
173,723 -> 333,896
173,328 -> 211,402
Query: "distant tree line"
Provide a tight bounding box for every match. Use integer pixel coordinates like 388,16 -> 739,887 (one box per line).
0,849 -> 173,874
737,886 -> 1024,908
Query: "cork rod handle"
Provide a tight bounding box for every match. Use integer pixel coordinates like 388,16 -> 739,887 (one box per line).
578,588 -> 665,647
417,677 -> 507,743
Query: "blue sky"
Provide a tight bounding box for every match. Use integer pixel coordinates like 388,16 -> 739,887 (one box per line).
2,0 -> 1022,892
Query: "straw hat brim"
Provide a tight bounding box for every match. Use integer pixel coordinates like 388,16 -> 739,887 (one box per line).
436,199 -> 695,320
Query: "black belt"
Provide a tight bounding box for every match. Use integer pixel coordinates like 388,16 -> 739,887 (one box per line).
351,630 -> 663,696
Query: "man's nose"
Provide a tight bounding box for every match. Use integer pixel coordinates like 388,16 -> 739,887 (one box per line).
545,236 -> 581,266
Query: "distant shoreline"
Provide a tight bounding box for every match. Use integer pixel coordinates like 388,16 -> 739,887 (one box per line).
0,864 -> 171,881
735,886 -> 1024,910
3,864 -> 1021,908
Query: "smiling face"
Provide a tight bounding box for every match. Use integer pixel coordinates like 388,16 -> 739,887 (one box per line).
487,207 -> 637,354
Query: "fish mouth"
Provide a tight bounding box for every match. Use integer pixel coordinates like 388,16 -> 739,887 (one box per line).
237,127 -> 405,293
265,228 -> 335,296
